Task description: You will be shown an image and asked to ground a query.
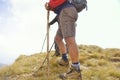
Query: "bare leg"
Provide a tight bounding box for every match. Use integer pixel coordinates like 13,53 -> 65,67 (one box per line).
65,37 -> 79,63
54,35 -> 66,54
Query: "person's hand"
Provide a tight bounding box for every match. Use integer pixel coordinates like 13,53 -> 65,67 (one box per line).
45,2 -> 50,10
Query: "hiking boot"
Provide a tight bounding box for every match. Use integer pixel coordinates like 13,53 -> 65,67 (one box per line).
58,58 -> 69,66
54,41 -> 61,56
59,65 -> 82,80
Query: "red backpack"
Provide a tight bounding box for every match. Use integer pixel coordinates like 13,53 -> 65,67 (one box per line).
49,0 -> 66,10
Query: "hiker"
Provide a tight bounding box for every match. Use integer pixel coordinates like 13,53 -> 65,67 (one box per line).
45,0 -> 87,79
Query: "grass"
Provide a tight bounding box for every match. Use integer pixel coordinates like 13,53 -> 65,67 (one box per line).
0,45 -> 120,80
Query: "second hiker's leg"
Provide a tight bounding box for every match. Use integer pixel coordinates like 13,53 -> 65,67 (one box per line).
55,32 -> 69,66
54,35 -> 66,54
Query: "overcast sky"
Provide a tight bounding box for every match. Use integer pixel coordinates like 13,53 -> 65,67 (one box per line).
0,0 -> 120,64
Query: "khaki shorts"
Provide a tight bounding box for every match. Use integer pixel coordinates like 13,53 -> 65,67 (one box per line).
56,6 -> 78,38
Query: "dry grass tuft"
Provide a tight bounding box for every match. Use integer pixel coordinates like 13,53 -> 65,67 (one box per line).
0,45 -> 120,80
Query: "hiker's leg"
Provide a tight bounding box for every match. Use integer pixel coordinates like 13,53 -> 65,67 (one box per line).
65,37 -> 79,63
54,25 -> 69,66
60,37 -> 82,79
58,6 -> 81,79
58,7 -> 78,61
54,35 -> 66,54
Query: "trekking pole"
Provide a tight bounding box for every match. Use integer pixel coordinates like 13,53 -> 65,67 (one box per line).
39,41 -> 54,69
40,34 -> 47,54
46,10 -> 50,80
33,41 -> 54,74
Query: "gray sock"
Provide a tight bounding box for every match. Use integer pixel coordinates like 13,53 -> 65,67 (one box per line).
71,63 -> 80,71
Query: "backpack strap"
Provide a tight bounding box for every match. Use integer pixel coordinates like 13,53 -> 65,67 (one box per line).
68,0 -> 88,12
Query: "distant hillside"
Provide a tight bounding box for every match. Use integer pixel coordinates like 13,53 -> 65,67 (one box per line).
0,63 -> 6,68
0,45 -> 120,80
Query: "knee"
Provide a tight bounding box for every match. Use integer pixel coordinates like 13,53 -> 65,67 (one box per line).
55,35 -> 62,43
65,37 -> 76,46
